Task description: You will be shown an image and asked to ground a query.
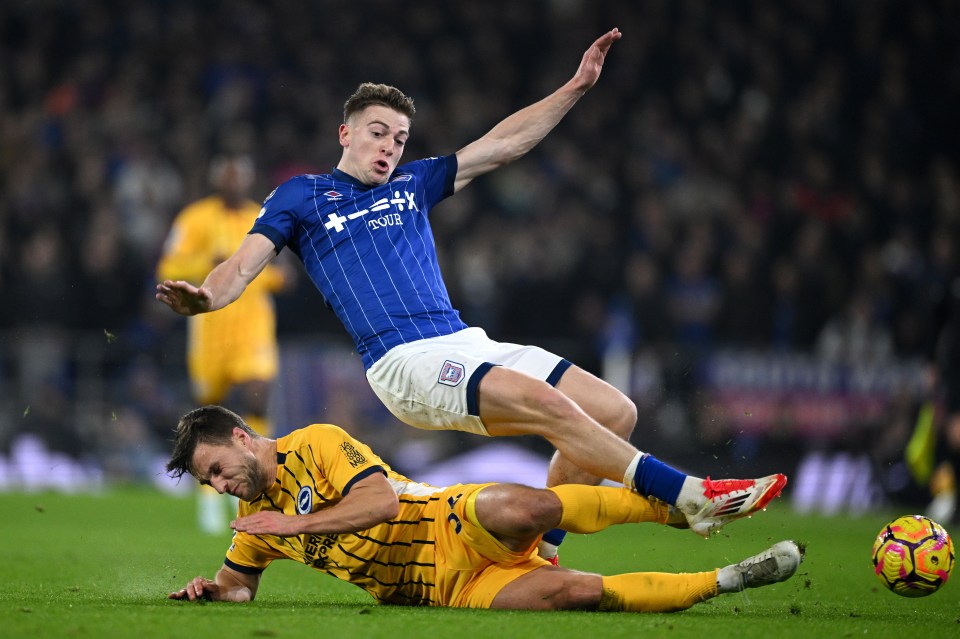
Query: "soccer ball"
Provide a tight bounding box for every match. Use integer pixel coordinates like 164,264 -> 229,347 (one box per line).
871,514 -> 955,597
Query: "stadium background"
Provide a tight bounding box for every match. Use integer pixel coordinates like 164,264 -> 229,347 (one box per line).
0,0 -> 957,519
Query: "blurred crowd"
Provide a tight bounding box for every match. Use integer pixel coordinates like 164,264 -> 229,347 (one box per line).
1,1 -> 958,493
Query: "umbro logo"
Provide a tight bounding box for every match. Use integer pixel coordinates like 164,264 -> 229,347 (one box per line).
323,190 -> 343,200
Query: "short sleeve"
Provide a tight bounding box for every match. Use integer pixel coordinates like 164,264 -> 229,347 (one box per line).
310,424 -> 389,495
250,177 -> 305,252
223,531 -> 285,575
398,155 -> 457,211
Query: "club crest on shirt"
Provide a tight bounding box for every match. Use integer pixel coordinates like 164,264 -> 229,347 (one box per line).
437,360 -> 465,387
296,485 -> 313,514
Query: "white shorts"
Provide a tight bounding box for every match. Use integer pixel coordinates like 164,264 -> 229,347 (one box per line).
365,327 -> 572,436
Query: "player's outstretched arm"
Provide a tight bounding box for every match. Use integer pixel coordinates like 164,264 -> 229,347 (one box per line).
453,27 -> 621,192
168,565 -> 260,602
156,233 -> 277,316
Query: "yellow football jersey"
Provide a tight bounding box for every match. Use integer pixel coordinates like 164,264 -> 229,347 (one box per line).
224,424 -> 547,607
157,196 -> 285,402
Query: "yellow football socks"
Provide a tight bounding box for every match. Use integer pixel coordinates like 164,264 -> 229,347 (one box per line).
546,484 -> 672,533
599,571 -> 718,612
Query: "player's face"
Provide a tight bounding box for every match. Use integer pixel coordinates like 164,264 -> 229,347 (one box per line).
215,158 -> 254,200
192,434 -> 268,501
339,105 -> 410,186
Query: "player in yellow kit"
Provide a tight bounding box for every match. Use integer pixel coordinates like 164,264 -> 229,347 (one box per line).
157,154 -> 291,532
166,406 -> 803,611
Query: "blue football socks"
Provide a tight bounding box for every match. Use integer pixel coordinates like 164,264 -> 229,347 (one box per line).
633,453 -> 686,504
542,527 -> 567,547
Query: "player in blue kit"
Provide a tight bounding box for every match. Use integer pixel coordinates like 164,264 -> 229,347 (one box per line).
157,28 -> 787,560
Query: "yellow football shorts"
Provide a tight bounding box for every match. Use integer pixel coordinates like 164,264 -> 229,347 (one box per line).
432,483 -> 550,608
187,328 -> 278,404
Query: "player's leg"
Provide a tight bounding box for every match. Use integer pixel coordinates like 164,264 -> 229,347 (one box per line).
489,567 -> 603,610
467,482 -> 684,579
225,332 -> 278,437
482,366 -> 788,538
538,365 -> 636,559
489,566 -> 718,612
190,364 -> 230,535
367,333 -> 786,540
549,365 -> 637,486
229,379 -> 272,437
471,483 -> 681,553
478,366 -> 638,483
489,540 -> 803,611
446,483 -> 698,611
478,366 -> 787,537
368,331 -> 640,492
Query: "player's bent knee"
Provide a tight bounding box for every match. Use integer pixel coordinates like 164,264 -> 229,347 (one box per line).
592,391 -> 637,440
511,491 -> 561,535
476,485 -> 561,537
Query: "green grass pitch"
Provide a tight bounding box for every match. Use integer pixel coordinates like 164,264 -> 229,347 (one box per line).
1,488 -> 958,639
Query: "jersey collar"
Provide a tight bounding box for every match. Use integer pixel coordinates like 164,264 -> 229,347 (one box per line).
332,167 -> 376,190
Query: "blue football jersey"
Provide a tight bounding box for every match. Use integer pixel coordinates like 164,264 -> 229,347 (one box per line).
251,154 -> 468,368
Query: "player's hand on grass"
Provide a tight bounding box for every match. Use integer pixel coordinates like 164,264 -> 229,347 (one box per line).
570,27 -> 621,93
155,280 -> 214,316
231,510 -> 300,537
169,576 -> 221,602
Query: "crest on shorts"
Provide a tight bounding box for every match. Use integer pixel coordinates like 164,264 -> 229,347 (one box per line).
437,360 -> 465,387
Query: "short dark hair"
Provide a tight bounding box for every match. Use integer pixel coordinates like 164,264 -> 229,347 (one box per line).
166,405 -> 256,479
343,83 -> 415,123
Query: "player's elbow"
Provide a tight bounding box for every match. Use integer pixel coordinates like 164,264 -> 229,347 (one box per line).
363,490 -> 399,525
349,475 -> 401,526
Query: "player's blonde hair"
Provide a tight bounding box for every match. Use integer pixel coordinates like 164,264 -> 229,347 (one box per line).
166,405 -> 257,479
343,83 -> 415,123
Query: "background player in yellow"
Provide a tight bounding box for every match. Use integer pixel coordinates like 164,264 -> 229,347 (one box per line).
157,154 -> 292,533
165,405 -> 802,611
